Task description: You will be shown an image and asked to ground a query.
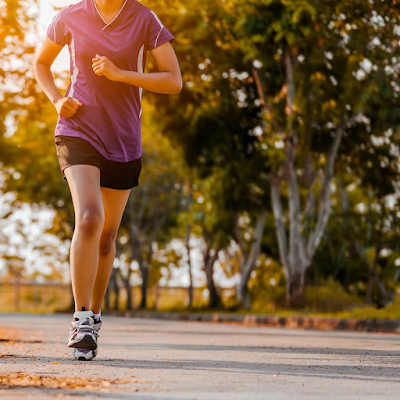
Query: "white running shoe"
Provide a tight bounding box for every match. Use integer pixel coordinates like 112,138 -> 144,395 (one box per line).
68,310 -> 97,354
92,311 -> 102,359
71,311 -> 102,361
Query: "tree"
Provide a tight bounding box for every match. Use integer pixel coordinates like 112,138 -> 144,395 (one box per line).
191,176 -> 231,309
234,209 -> 267,309
149,0 -> 400,308
175,178 -> 195,308
0,0 -> 36,157
223,0 -> 400,306
149,0 -> 273,308
118,104 -> 187,309
184,222 -> 194,307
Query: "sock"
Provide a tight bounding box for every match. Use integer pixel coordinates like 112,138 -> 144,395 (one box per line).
94,310 -> 101,320
73,309 -> 94,319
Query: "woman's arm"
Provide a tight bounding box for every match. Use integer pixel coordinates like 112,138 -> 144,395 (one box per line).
33,37 -> 82,118
92,41 -> 182,94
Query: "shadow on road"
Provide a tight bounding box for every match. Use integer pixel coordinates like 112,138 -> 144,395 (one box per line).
104,342 -> 400,358
3,348 -> 400,384
115,328 -> 400,342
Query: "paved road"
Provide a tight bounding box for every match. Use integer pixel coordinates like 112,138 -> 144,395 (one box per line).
0,314 -> 399,399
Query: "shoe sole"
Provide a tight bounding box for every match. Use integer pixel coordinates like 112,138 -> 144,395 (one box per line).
78,356 -> 92,361
69,334 -> 97,350
72,348 -> 96,361
77,351 -> 97,361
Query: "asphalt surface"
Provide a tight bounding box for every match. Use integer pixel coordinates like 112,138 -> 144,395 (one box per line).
0,313 -> 399,399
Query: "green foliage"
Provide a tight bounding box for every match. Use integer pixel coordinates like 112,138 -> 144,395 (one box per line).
3,88 -> 74,240
332,300 -> 400,320
1,0 -> 37,159
248,255 -> 287,311
304,280 -> 363,313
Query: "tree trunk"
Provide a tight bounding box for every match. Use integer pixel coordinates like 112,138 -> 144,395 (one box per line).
104,280 -> 111,311
365,244 -> 380,305
185,224 -> 194,308
374,272 -> 393,307
238,280 -> 251,310
204,248 -> 220,309
113,268 -> 120,312
365,205 -> 384,305
255,48 -> 346,309
125,284 -> 133,311
124,271 -> 133,311
235,209 -> 267,310
140,262 -> 149,309
14,276 -> 20,312
206,269 -> 220,309
286,270 -> 306,308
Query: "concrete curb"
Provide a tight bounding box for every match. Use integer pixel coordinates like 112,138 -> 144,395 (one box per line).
110,311 -> 400,333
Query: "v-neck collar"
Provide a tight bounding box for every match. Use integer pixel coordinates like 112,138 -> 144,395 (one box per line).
90,0 -> 129,31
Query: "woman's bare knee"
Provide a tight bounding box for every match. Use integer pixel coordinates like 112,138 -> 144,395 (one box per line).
76,207 -> 105,237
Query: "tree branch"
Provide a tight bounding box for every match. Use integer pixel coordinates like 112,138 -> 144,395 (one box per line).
270,177 -> 289,277
304,153 -> 316,215
286,139 -> 309,269
233,212 -> 248,263
307,121 -> 345,257
284,49 -> 295,136
251,65 -> 282,132
241,209 -> 267,284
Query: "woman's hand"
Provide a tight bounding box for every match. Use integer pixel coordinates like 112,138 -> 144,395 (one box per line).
54,97 -> 82,118
92,54 -> 122,81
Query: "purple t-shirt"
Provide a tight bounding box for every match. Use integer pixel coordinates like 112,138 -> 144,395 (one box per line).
47,0 -> 174,162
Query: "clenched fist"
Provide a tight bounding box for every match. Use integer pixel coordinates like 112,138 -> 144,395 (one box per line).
92,54 -> 121,81
54,97 -> 82,118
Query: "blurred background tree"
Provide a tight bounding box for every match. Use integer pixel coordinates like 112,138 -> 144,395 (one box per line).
1,0 -> 400,316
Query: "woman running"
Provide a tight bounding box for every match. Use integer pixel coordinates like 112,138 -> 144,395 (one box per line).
33,0 -> 181,361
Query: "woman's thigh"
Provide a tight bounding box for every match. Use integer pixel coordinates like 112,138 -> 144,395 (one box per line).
64,165 -> 104,224
101,187 -> 131,241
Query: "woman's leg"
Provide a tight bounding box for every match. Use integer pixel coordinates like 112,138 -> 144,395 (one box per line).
64,165 -> 104,312
90,187 -> 131,314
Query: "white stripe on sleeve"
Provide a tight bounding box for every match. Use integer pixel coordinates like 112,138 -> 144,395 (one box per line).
151,11 -> 164,48
137,44 -> 145,118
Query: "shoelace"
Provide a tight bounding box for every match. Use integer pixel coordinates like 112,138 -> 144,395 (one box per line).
71,316 -> 95,335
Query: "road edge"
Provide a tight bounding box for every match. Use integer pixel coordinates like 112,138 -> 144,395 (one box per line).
110,311 -> 400,333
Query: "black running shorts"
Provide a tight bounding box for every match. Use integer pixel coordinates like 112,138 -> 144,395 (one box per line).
55,135 -> 142,190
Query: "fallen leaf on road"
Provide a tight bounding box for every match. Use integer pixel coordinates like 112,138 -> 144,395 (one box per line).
0,373 -> 132,392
